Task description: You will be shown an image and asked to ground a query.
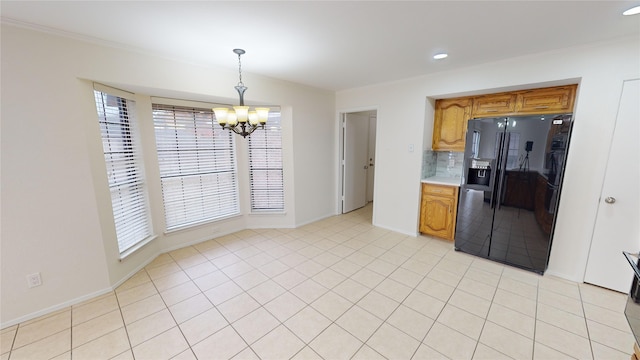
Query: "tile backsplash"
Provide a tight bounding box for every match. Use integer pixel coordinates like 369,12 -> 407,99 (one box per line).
421,150 -> 437,178
422,150 -> 463,178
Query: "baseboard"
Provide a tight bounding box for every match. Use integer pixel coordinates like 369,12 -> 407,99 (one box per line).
160,229 -> 242,254
1,251 -> 161,330
295,212 -> 336,228
1,287 -> 113,329
543,269 -> 582,283
373,222 -> 418,237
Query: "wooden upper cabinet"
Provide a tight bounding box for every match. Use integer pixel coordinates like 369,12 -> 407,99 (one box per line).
472,93 -> 517,117
431,84 -> 577,151
515,85 -> 577,114
432,97 -> 472,152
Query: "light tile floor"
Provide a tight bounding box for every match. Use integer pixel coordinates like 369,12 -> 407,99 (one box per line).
1,204 -> 635,359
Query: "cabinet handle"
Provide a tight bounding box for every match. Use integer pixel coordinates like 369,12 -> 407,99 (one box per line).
485,109 -> 498,112
534,106 -> 549,109
448,205 -> 452,213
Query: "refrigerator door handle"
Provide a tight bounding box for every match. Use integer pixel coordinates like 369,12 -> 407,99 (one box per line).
495,131 -> 510,211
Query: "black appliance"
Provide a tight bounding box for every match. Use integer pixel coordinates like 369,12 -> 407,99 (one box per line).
623,251 -> 640,347
454,114 -> 573,274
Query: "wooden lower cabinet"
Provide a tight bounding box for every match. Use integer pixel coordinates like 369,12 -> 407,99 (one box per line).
419,183 -> 459,241
534,174 -> 554,235
503,171 -> 537,210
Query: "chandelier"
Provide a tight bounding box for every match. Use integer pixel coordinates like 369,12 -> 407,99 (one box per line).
213,49 -> 269,138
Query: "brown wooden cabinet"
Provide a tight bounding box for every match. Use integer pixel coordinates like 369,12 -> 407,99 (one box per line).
503,171 -> 537,210
419,183 -> 459,241
515,85 -> 576,114
432,98 -> 472,152
534,174 -> 553,235
432,84 -> 578,152
472,93 -> 517,117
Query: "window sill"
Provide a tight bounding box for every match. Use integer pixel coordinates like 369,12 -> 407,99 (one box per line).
119,235 -> 157,261
163,213 -> 243,235
249,211 -> 287,216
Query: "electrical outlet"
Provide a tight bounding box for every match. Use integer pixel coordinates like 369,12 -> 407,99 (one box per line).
27,273 -> 42,288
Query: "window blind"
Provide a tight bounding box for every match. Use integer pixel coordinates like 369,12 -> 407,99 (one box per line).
152,104 -> 239,230
94,90 -> 152,254
247,109 -> 284,211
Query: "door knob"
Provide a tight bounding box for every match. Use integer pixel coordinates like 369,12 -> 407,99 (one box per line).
604,196 -> 616,204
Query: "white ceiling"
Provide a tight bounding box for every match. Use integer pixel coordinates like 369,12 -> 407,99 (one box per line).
2,1 -> 639,91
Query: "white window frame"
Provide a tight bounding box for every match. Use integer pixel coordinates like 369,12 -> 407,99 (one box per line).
93,85 -> 153,257
471,130 -> 481,158
506,132 -> 521,169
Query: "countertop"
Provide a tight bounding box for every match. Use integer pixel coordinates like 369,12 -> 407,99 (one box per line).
421,176 -> 462,187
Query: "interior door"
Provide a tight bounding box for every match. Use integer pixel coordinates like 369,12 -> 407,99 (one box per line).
366,114 -> 376,203
584,79 -> 640,292
343,113 -> 369,213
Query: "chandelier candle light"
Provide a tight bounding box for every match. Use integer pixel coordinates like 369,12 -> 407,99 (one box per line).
213,49 -> 269,138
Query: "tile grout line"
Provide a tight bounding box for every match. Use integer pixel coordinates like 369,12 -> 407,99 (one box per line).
7,205 -> 633,360
577,283 -> 596,360
461,256 -> 502,360
532,274 -> 539,360
166,251 -> 221,360
177,243 -> 256,359
115,272 -> 142,359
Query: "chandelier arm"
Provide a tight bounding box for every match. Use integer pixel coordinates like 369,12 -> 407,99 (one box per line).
219,122 -> 263,136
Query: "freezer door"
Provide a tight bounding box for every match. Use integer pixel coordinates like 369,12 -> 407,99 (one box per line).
455,186 -> 496,257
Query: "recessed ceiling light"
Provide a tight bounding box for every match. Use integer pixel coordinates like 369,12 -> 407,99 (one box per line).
623,5 -> 640,15
433,53 -> 448,60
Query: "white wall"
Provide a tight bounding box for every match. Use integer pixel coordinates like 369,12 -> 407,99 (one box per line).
0,24 -> 336,326
336,36 -> 640,283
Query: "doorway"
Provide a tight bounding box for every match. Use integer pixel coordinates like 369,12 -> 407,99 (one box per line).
583,79 -> 639,292
341,110 -> 377,214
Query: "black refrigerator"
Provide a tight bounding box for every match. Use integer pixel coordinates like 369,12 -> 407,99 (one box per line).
454,114 -> 573,274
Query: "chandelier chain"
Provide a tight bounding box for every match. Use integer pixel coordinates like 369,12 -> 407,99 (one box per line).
237,52 -> 243,86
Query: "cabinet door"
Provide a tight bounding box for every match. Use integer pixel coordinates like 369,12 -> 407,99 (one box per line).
472,93 -> 517,117
420,194 -> 456,240
515,85 -> 577,114
432,98 -> 472,151
419,184 -> 459,240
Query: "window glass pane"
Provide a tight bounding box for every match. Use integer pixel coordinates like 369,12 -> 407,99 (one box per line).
94,90 -> 152,254
471,130 -> 480,158
508,132 -> 520,169
153,104 -> 239,230
248,110 -> 284,211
